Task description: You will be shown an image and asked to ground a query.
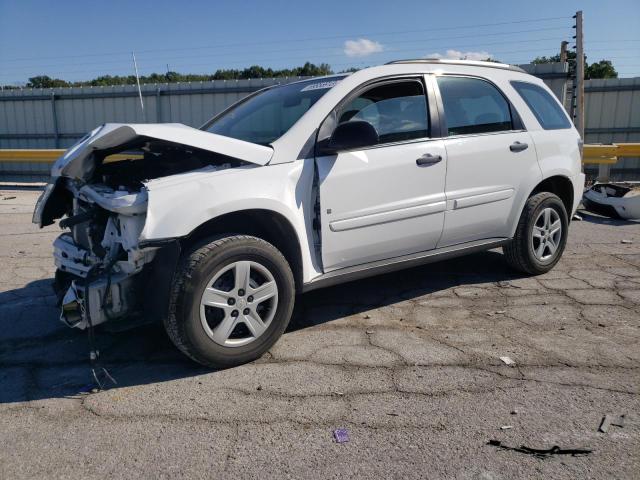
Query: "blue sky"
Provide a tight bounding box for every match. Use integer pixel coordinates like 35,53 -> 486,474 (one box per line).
1,0 -> 639,85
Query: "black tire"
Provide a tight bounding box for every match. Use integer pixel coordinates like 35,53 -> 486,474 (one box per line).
165,235 -> 295,368
503,192 -> 568,275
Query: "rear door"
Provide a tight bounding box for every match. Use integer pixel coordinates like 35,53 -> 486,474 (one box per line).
315,77 -> 447,271
434,75 -> 541,247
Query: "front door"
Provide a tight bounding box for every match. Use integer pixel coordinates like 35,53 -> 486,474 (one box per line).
315,78 -> 447,271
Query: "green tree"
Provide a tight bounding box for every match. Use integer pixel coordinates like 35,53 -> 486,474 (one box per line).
532,51 -> 576,64
26,75 -> 69,88
531,53 -> 617,79
9,63 -> 336,89
585,60 -> 618,79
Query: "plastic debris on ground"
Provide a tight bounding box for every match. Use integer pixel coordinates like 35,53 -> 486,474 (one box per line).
500,356 -> 516,366
334,428 -> 350,443
599,415 -> 612,433
599,414 -> 625,432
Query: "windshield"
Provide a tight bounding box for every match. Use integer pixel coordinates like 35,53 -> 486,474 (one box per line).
203,76 -> 345,145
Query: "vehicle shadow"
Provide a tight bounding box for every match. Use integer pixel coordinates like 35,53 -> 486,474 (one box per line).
0,249 -> 523,404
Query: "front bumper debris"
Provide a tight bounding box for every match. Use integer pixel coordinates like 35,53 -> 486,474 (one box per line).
59,269 -> 139,329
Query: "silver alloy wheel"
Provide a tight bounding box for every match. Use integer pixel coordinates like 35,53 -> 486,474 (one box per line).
531,207 -> 562,262
199,260 -> 278,347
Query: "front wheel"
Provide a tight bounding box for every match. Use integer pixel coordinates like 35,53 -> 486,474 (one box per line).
165,235 -> 295,368
503,192 -> 568,275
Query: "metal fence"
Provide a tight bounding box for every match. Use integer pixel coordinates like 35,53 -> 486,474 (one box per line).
1,65 -> 639,179
0,77 -> 307,150
583,77 -> 640,178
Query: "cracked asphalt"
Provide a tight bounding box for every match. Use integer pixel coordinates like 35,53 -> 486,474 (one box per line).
0,189 -> 639,479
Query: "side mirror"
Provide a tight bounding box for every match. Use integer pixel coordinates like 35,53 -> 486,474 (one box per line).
325,121 -> 379,153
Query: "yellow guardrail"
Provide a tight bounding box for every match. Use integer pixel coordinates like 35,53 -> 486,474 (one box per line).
0,149 -> 65,163
1,144 -> 639,166
0,149 -> 142,164
583,143 -> 640,165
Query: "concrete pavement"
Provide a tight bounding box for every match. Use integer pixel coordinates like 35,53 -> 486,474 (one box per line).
1,189 -> 639,479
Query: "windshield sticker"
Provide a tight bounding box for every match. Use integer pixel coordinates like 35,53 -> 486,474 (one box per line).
300,80 -> 340,92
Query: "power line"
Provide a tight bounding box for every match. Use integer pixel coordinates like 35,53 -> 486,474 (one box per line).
2,38 -> 574,76
0,15 -> 570,63
5,42 -> 635,81
1,27 -> 572,74
0,44 -> 565,79
586,39 -> 640,43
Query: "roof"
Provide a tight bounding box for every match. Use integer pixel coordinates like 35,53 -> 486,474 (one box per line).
385,59 -> 526,73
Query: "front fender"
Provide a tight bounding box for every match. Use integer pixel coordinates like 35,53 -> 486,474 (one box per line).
140,160 -> 322,283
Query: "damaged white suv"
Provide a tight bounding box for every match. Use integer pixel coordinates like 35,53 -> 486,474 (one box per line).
34,60 -> 584,367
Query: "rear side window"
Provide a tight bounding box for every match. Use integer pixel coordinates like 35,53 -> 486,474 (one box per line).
511,81 -> 571,130
336,80 -> 429,144
436,76 -> 513,136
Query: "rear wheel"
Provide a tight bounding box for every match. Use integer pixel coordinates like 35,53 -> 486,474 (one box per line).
165,235 -> 295,368
503,192 -> 568,275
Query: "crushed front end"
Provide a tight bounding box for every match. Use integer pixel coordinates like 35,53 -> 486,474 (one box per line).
32,122 -> 263,331
49,180 -> 154,328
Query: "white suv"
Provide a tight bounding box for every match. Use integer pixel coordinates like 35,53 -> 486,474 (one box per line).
34,59 -> 585,367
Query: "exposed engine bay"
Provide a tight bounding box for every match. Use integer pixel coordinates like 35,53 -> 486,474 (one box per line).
42,137 -> 244,329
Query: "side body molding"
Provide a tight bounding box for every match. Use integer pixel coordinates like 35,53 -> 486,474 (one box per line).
329,198 -> 446,232
451,188 -> 515,210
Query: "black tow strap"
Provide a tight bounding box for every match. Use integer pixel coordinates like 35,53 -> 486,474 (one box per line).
488,440 -> 592,458
83,267 -> 117,390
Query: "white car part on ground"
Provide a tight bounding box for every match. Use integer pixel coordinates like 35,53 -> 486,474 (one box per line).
583,183 -> 640,220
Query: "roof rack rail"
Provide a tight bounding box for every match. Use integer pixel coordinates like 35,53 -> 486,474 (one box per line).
385,59 -> 526,73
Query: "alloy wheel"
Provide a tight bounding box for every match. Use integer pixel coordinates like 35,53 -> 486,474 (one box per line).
531,207 -> 562,262
199,260 -> 278,347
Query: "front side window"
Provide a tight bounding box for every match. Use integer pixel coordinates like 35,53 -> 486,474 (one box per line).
511,81 -> 571,130
437,76 -> 513,136
334,80 -> 429,145
203,77 -> 345,145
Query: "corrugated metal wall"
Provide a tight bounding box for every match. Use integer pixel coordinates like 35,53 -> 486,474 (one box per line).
0,65 -> 580,151
584,77 -> 640,178
0,77 -> 307,149
1,67 -> 639,178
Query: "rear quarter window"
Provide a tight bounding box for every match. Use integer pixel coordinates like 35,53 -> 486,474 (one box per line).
511,81 -> 571,130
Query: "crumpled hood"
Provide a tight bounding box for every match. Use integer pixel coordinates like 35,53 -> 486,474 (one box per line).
52,123 -> 274,179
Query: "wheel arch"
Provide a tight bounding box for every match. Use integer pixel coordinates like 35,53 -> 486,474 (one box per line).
180,209 -> 304,291
529,175 -> 574,218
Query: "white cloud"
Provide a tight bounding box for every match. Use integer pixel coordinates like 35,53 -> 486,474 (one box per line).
344,38 -> 384,57
426,49 -> 492,61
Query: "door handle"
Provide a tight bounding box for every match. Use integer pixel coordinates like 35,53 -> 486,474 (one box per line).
416,153 -> 442,166
510,141 -> 529,152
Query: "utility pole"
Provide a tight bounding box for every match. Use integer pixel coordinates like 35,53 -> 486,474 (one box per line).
573,11 -> 591,177
573,11 -> 585,139
560,41 -> 568,64
131,51 -> 146,122
560,40 -> 569,112
165,63 -> 173,121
